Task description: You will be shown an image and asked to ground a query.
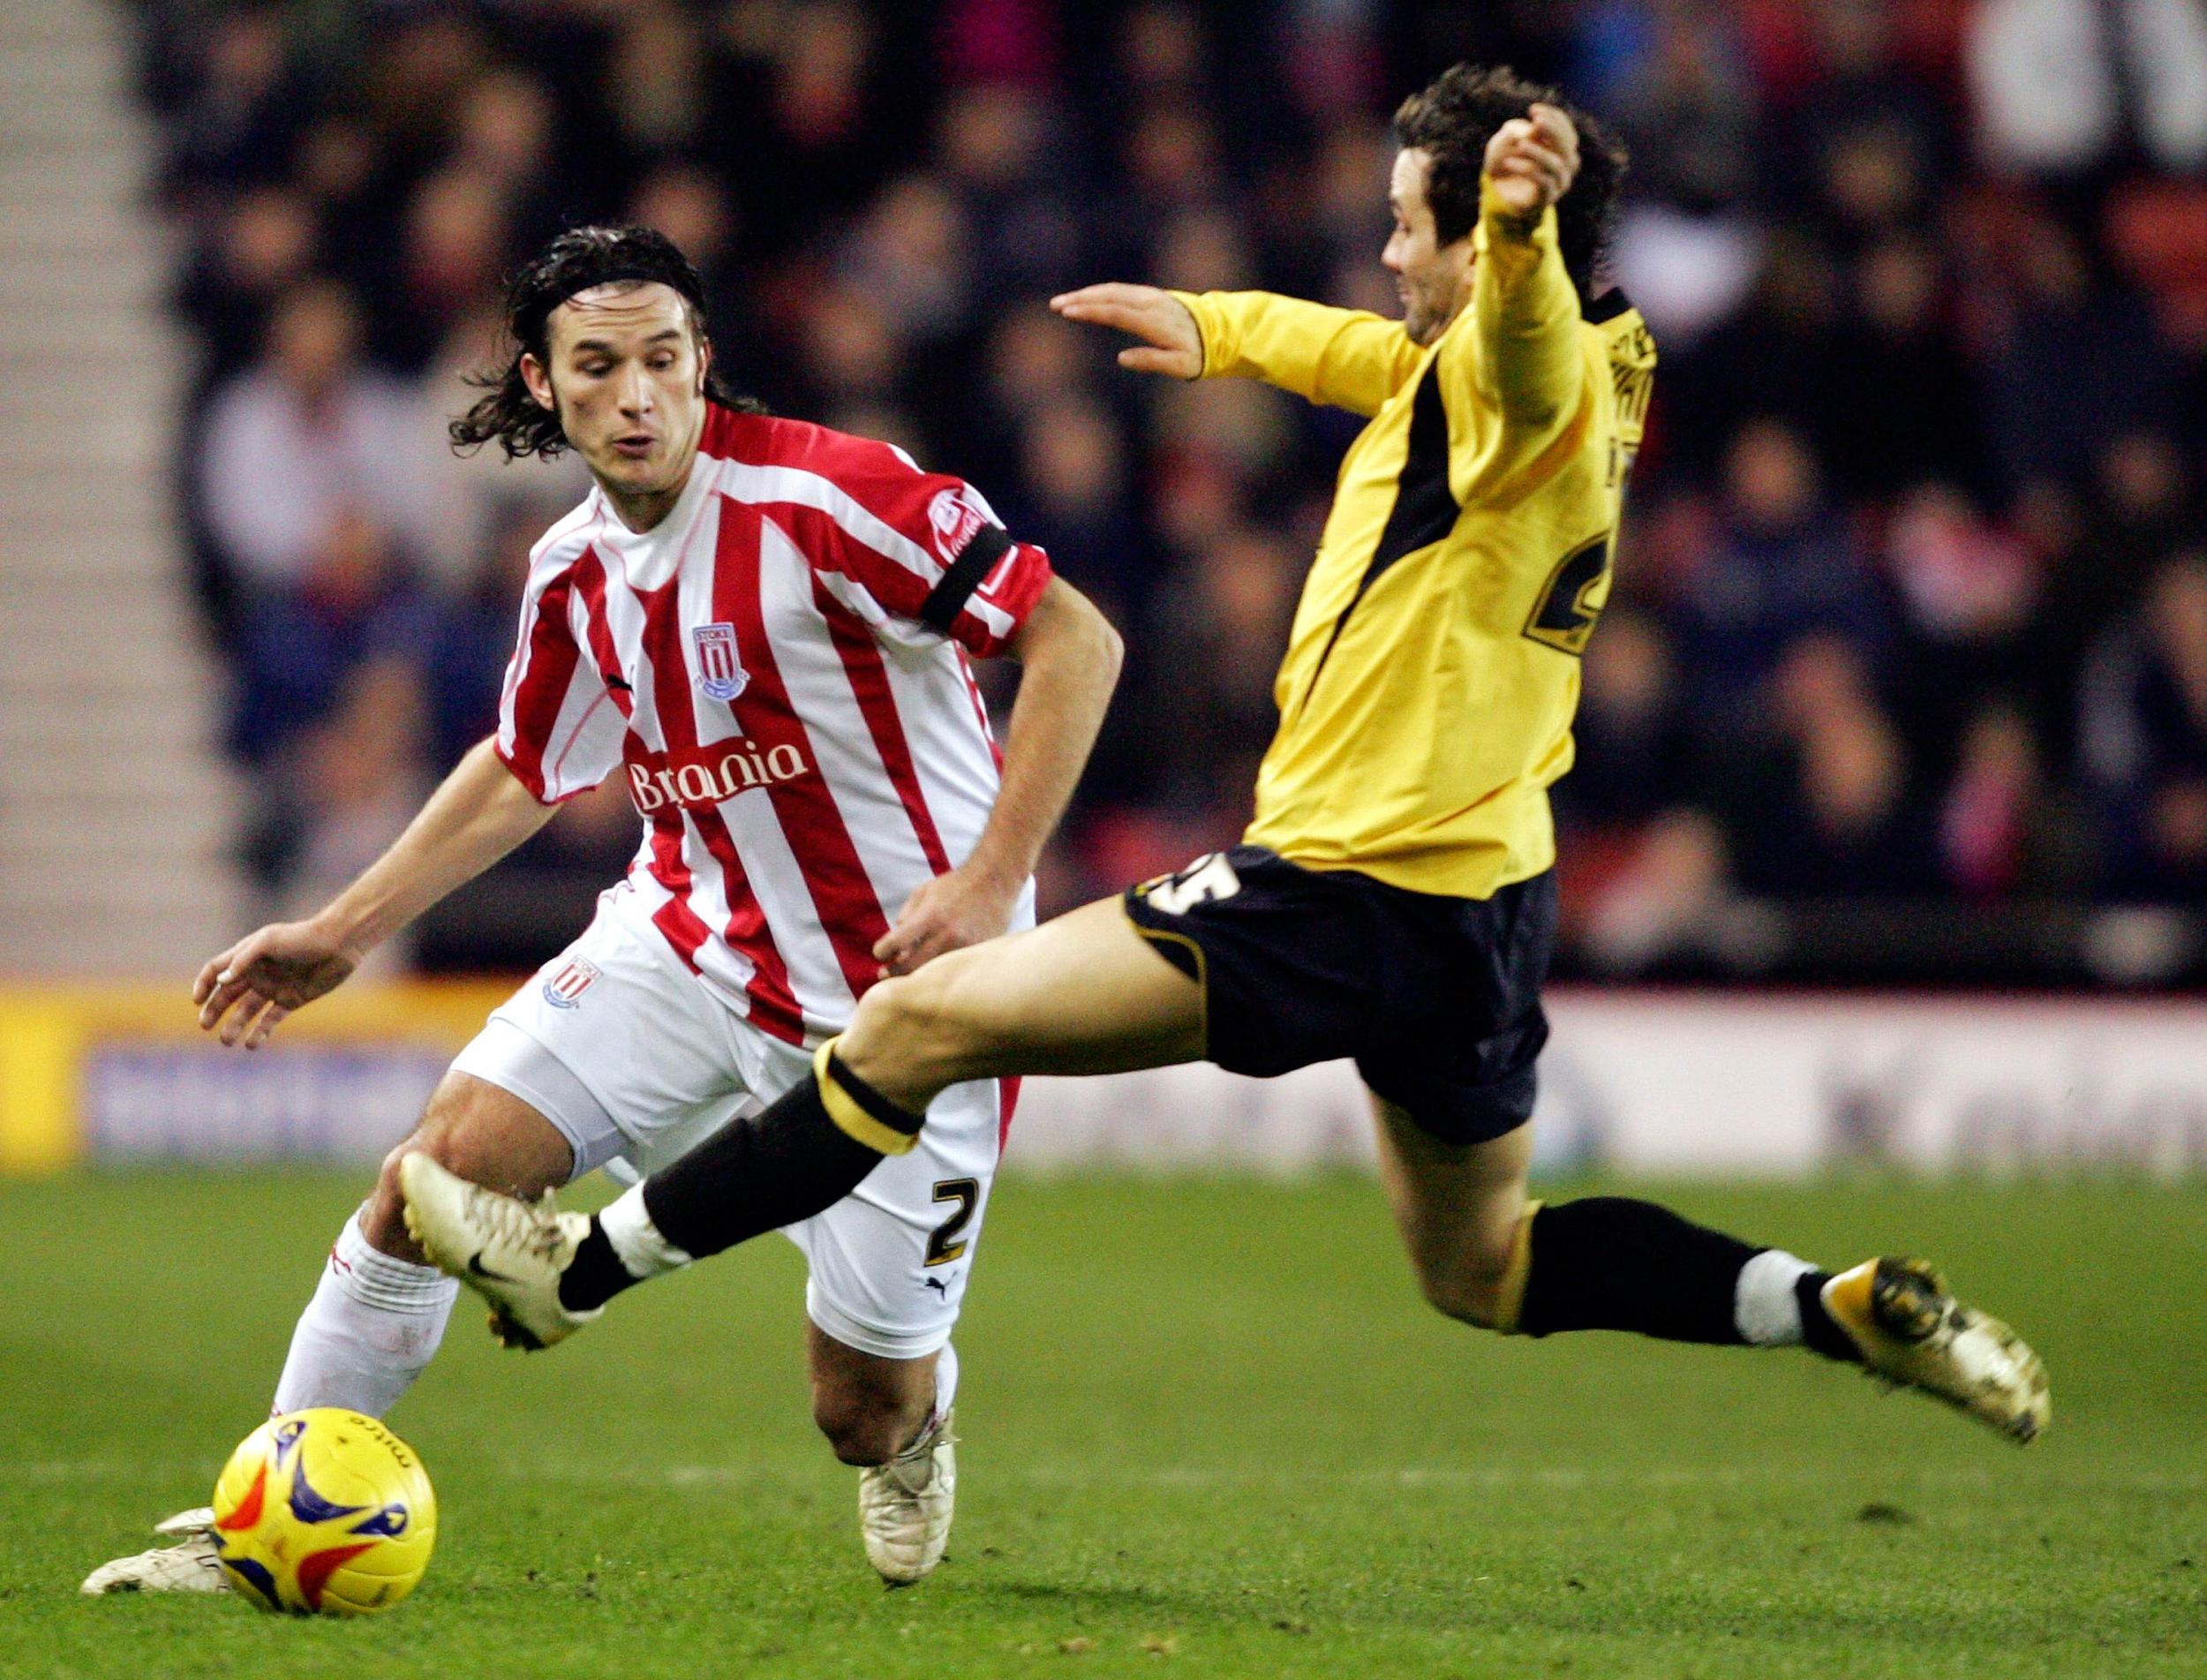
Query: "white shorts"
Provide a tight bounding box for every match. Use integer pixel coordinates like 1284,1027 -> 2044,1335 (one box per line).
449,887 -> 1006,1360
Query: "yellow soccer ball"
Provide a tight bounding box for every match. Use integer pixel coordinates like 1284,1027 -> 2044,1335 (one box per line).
208,1408 -> 437,1615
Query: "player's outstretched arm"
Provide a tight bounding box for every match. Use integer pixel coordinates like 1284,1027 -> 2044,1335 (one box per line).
194,739 -> 561,1047
1054,282 -> 1419,418
872,578 -> 1123,976
1466,102 -> 1585,431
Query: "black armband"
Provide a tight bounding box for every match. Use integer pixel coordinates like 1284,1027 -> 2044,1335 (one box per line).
919,524 -> 1013,633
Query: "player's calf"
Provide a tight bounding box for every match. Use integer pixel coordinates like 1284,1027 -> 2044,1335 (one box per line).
821,1351 -> 940,1465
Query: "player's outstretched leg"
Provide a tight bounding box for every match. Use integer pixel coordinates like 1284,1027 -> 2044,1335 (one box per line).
403,1038 -> 916,1340
1373,1103 -> 2050,1444
421,899 -> 1205,1337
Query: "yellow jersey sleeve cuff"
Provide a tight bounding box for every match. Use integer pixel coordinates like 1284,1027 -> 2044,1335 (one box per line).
1165,289 -> 1219,379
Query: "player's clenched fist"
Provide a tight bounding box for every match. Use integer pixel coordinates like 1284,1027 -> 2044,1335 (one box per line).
1484,102 -> 1580,217
193,920 -> 359,1049
1050,283 -> 1203,380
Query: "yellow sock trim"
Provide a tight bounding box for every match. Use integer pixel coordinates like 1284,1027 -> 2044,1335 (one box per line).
812,1038 -> 921,1156
1490,1199 -> 1544,1336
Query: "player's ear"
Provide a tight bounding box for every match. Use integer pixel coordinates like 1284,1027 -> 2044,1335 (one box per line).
695,331 -> 712,398
519,351 -> 556,414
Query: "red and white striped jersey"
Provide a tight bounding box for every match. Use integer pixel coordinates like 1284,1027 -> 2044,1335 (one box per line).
494,403 -> 1053,1045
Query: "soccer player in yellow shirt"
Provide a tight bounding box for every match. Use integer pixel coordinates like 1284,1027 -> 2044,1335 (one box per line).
401,66 -> 2047,1450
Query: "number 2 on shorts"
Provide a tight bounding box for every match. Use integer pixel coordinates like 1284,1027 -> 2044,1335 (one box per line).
926,1178 -> 980,1266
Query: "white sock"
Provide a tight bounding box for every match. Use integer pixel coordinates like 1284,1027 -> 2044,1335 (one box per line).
930,1342 -> 960,1424
272,1209 -> 458,1416
1734,1248 -> 1816,1347
599,1183 -> 693,1279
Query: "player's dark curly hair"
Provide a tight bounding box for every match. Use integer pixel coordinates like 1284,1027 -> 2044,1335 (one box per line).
449,224 -> 760,461
1393,64 -> 1627,302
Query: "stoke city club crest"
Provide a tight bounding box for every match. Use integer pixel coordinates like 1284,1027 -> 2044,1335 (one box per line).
692,622 -> 748,702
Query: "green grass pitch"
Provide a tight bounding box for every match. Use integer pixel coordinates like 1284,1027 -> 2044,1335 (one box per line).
1,1169 -> 2201,1678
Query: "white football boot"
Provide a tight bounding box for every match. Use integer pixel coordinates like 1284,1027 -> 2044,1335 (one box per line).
1822,1256 -> 2051,1443
859,1410 -> 957,1585
398,1154 -> 598,1351
81,1508 -> 230,1595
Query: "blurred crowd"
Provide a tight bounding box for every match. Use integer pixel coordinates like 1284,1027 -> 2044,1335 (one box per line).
133,0 -> 2207,978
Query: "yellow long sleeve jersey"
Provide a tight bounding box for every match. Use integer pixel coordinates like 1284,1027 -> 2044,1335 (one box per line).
1173,187 -> 1656,899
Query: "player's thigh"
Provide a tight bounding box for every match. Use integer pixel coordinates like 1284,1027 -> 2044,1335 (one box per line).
1369,1092 -> 1534,1322
849,896 -> 1204,1093
453,893 -> 757,1193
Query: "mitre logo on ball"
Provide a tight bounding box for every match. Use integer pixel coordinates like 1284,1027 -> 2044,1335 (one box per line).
692,622 -> 748,702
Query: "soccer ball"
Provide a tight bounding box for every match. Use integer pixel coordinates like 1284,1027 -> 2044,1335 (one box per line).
208,1408 -> 437,1614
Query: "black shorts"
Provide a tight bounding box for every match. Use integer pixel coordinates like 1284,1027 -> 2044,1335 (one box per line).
1123,846 -> 1556,1146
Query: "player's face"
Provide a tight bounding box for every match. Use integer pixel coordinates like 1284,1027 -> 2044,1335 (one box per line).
1383,148 -> 1474,347
526,281 -> 710,516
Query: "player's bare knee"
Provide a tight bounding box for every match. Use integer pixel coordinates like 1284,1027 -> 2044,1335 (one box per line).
1413,1241 -> 1515,1330
404,1074 -> 571,1200
854,963 -> 999,1088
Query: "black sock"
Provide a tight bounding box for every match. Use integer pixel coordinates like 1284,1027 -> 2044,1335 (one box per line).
1795,1269 -> 1863,1364
557,1049 -> 923,1315
1516,1196 -> 1760,1345
560,1222 -> 634,1312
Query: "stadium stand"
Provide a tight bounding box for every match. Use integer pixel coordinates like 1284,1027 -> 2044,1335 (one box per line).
0,0 -> 239,977
124,0 -> 2207,986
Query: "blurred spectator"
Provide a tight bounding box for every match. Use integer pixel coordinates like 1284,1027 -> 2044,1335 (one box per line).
1000,393 -> 1144,623
176,185 -> 319,373
1977,208 -> 2179,488
1938,698 -> 2089,899
1879,480 -> 2038,773
840,174 -> 973,345
1579,808 -> 1748,976
2081,552 -> 2207,895
1719,637 -> 1924,898
1969,0 -> 2207,177
160,6 -> 301,201
1673,418 -> 1889,731
1825,236 -> 1984,499
229,508 -> 436,771
197,280 -> 441,593
137,0 -> 2207,976
1137,526 -> 1300,815
1556,607 -> 1696,832
282,659 -> 432,952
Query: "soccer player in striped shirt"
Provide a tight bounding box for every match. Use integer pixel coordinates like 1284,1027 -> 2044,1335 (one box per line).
87,226 -> 1121,1594
411,70 -> 2046,1483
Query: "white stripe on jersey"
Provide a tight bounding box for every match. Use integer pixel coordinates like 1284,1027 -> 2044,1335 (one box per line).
755,516 -> 937,923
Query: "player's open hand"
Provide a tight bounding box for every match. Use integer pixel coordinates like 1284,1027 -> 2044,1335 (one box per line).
1483,102 -> 1580,219
192,920 -> 359,1049
1050,284 -> 1203,379
873,864 -> 1023,978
